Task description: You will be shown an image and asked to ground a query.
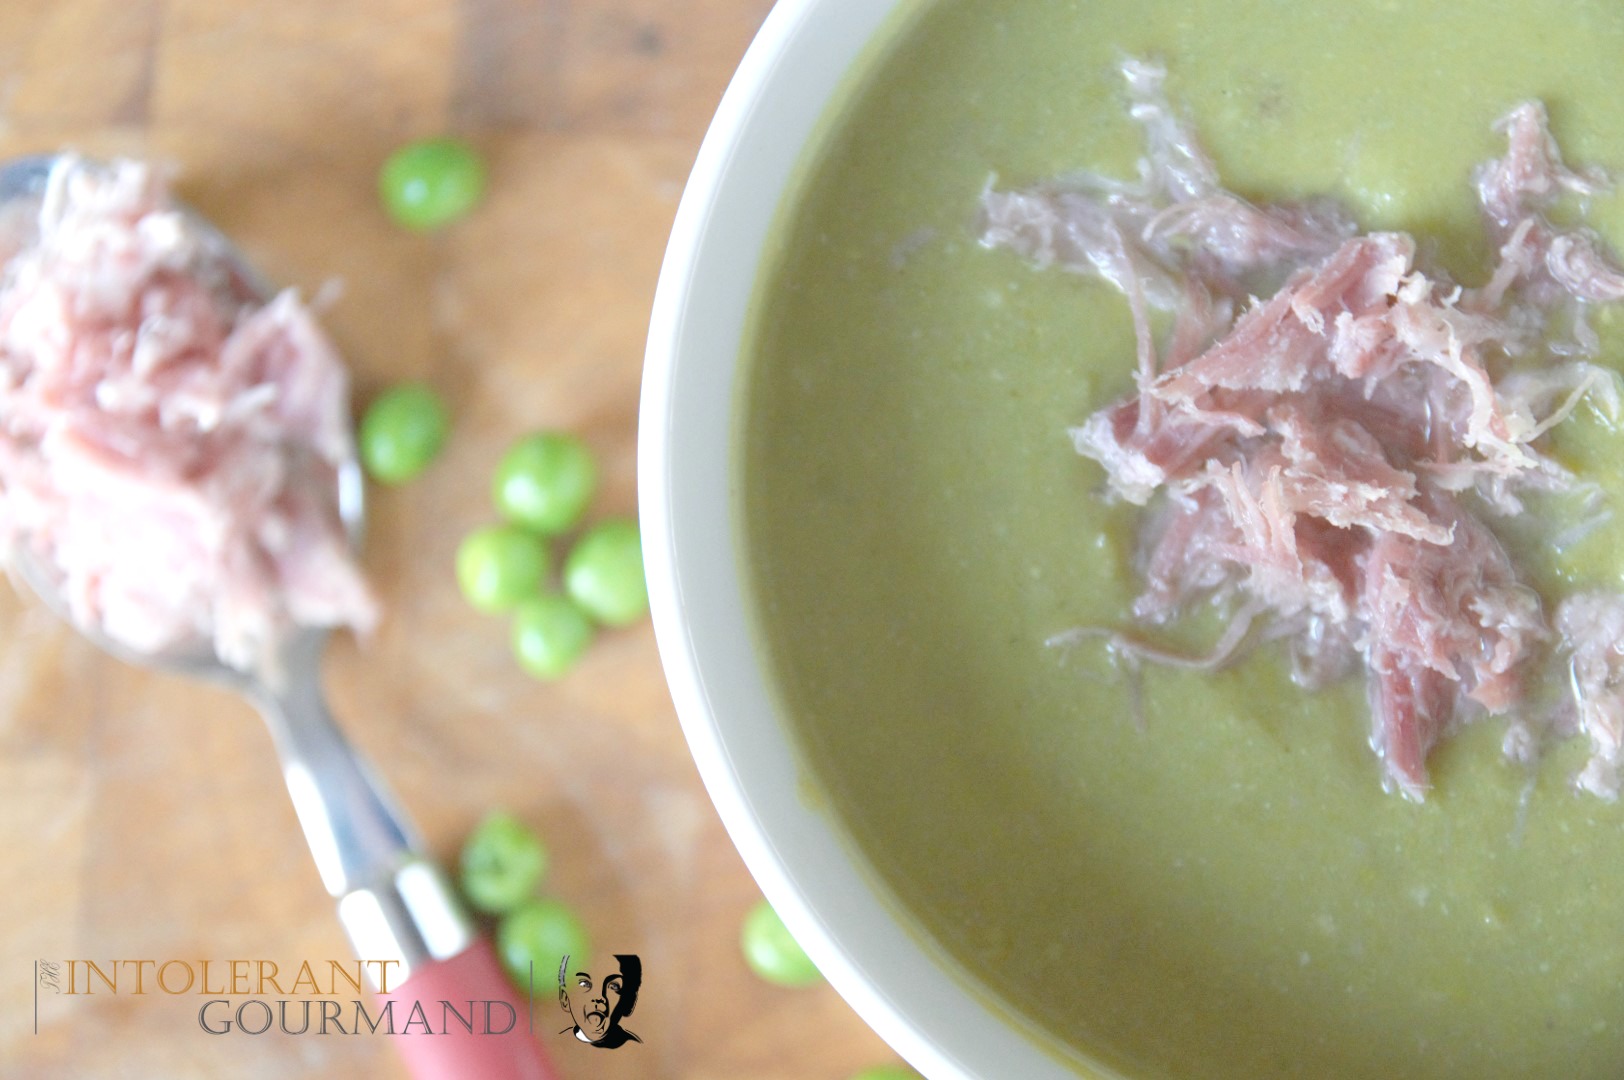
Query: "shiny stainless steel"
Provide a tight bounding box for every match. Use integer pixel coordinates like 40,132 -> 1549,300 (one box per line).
1,153 -> 459,974
338,860 -> 477,987
0,155 -> 56,216
248,627 -> 420,896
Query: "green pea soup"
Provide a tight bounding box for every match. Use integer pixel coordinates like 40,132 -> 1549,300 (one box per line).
739,1 -> 1624,1076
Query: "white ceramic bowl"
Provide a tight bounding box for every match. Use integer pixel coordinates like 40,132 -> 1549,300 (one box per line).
639,2 -> 1097,1077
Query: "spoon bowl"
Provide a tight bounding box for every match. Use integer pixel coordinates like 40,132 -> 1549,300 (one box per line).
0,153 -> 558,1080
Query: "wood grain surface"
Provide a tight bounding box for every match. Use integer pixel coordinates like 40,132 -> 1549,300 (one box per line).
0,2 -> 904,1076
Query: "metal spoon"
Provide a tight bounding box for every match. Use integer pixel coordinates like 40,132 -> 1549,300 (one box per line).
0,155 -> 557,1080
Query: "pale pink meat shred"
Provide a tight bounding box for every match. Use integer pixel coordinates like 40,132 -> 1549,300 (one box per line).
1555,593 -> 1624,799
981,60 -> 1624,800
0,157 -> 377,675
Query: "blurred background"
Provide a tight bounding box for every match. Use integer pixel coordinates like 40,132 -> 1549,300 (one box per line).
0,1 -> 903,1075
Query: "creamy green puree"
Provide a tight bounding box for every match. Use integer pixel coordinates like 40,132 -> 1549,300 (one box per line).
739,1 -> 1624,1076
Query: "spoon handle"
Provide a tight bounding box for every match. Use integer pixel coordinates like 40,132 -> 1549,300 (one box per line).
256,636 -> 560,1076
381,937 -> 563,1080
252,630 -> 420,898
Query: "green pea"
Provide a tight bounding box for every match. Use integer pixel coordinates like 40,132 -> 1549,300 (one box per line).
563,518 -> 648,627
493,432 -> 598,535
512,594 -> 595,681
497,898 -> 590,991
459,811 -> 548,915
456,524 -> 549,613
740,898 -> 821,988
849,1068 -> 922,1080
358,382 -> 450,484
379,138 -> 487,231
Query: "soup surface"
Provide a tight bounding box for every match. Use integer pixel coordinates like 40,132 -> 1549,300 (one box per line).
739,1 -> 1624,1076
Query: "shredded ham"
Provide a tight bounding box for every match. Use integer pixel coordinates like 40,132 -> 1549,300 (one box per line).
0,157 -> 377,675
1555,593 -> 1624,799
982,60 -> 1624,800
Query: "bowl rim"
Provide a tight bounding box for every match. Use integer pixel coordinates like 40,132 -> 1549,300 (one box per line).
637,1 -> 1110,1077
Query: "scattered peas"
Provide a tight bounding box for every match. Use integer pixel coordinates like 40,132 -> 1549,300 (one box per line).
512,594 -> 595,680
459,811 -> 548,915
498,898 -> 591,990
456,525 -> 550,613
359,382 -> 449,484
493,432 -> 598,535
455,429 -> 646,672
741,899 -> 821,988
563,518 -> 648,627
379,138 -> 487,231
850,1068 -> 922,1080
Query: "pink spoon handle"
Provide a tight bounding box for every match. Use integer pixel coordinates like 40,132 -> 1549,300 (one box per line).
380,937 -> 561,1080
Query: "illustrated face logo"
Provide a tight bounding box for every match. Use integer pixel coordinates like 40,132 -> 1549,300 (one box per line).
557,954 -> 642,1049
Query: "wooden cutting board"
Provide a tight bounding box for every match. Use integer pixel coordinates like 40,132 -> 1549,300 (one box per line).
0,2 -> 903,1076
